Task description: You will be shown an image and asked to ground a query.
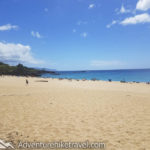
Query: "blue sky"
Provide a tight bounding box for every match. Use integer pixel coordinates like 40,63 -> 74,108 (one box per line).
0,0 -> 150,70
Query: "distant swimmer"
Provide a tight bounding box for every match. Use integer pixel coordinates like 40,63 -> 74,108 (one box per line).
26,79 -> 29,85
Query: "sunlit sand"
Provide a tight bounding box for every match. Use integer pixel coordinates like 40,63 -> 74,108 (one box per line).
0,76 -> 150,150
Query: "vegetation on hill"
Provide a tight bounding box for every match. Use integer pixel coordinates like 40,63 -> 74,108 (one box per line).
0,62 -> 57,76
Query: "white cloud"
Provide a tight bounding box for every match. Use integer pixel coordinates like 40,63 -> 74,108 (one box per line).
44,8 -> 48,12
108,1 -> 150,27
106,20 -> 117,28
0,24 -> 18,31
120,5 -> 126,13
120,13 -> 150,25
90,60 -> 122,67
88,4 -> 95,9
119,5 -> 131,14
0,42 -> 41,64
80,32 -> 88,38
136,0 -> 150,11
31,31 -> 42,38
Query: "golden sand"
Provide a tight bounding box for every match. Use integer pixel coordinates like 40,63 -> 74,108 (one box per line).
0,76 -> 150,150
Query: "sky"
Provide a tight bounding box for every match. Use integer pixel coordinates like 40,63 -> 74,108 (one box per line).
0,0 -> 150,70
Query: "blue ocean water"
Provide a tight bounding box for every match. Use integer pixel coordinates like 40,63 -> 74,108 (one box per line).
41,69 -> 150,82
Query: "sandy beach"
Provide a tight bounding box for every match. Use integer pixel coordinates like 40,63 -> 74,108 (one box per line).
0,76 -> 150,150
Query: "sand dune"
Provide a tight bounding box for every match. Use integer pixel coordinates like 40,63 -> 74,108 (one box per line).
0,76 -> 150,150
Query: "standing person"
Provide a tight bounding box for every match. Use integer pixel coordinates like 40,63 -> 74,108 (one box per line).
26,79 -> 29,85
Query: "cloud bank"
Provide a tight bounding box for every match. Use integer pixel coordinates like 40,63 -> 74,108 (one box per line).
0,42 -> 41,64
108,0 -> 150,27
136,0 -> 150,11
120,13 -> 150,25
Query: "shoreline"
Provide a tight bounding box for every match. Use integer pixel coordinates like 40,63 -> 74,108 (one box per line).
43,77 -> 150,84
1,75 -> 150,84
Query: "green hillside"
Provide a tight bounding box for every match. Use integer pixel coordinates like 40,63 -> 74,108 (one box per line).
0,62 -> 56,76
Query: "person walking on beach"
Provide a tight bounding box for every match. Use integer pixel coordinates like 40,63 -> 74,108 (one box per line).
26,79 -> 29,85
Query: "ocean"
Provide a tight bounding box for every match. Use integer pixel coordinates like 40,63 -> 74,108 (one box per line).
41,69 -> 150,82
